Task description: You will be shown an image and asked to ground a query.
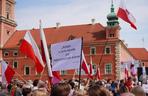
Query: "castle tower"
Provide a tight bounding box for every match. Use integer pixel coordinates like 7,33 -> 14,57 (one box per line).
106,0 -> 120,39
0,0 -> 17,48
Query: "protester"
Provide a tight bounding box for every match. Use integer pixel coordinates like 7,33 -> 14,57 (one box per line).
131,86 -> 146,96
0,76 -> 148,96
50,82 -> 71,96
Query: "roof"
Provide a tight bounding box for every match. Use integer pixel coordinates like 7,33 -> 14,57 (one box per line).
128,48 -> 148,61
3,23 -> 119,49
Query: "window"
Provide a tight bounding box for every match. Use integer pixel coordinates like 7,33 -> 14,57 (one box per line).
90,47 -> 96,55
6,3 -> 11,19
4,51 -> 9,56
105,46 -> 111,54
76,69 -> 86,75
13,51 -> 18,56
13,61 -> 18,68
60,70 -> 67,75
105,63 -> 112,74
109,34 -> 114,37
7,31 -> 10,35
24,66 -> 30,75
92,64 -> 97,74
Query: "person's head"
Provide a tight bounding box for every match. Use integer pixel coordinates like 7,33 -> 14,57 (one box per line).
37,80 -> 46,88
33,79 -> 39,87
121,92 -> 135,96
131,86 -> 145,96
51,82 -> 71,96
22,84 -> 32,96
32,90 -> 48,96
88,85 -> 112,96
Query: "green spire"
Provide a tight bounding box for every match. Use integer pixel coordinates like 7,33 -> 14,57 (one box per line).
111,0 -> 114,13
107,0 -> 119,27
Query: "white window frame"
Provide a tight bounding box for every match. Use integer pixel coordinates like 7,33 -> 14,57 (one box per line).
4,51 -> 9,56
92,64 -> 97,75
13,61 -> 18,68
24,66 -> 30,75
60,70 -> 67,75
105,63 -> 112,74
90,46 -> 96,55
13,50 -> 18,56
105,46 -> 111,54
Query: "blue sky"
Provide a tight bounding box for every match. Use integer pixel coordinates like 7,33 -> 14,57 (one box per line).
15,0 -> 148,49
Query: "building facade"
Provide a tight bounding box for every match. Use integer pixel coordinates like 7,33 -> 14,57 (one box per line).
0,0 -> 137,81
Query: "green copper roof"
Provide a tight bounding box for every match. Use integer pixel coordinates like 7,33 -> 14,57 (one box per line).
107,0 -> 119,27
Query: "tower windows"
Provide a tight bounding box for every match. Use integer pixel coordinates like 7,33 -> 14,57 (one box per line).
6,2 -> 11,19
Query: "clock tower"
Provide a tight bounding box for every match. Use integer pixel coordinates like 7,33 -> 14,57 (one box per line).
0,0 -> 17,48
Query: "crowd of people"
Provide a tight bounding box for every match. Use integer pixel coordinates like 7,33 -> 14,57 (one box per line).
0,77 -> 147,96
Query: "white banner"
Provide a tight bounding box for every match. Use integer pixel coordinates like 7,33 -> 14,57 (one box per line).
51,38 -> 82,71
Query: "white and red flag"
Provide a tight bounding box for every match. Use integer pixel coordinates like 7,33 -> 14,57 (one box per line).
81,51 -> 90,75
1,60 -> 15,84
39,21 -> 53,77
20,31 -> 45,73
117,0 -> 137,30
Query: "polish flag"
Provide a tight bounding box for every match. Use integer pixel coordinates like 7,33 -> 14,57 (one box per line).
39,21 -> 53,77
82,51 -> 90,75
1,61 -> 15,84
20,31 -> 45,73
96,67 -> 101,80
125,64 -> 129,80
117,0 -> 137,30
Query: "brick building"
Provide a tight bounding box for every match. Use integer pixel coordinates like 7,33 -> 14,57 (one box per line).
0,0 -> 139,81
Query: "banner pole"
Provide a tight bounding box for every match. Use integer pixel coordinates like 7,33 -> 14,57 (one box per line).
78,37 -> 83,89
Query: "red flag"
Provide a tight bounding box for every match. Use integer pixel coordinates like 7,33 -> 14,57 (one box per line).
96,67 -> 101,80
82,51 -> 90,75
20,31 -> 45,73
125,64 -> 129,80
1,61 -> 15,84
117,0 -> 137,30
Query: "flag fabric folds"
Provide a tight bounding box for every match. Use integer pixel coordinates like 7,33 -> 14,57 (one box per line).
1,60 -> 15,84
117,0 -> 137,30
82,51 -> 90,75
20,31 -> 45,73
125,64 -> 129,80
39,21 -> 53,77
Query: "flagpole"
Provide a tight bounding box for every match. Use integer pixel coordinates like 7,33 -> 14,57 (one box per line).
78,37 -> 83,89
